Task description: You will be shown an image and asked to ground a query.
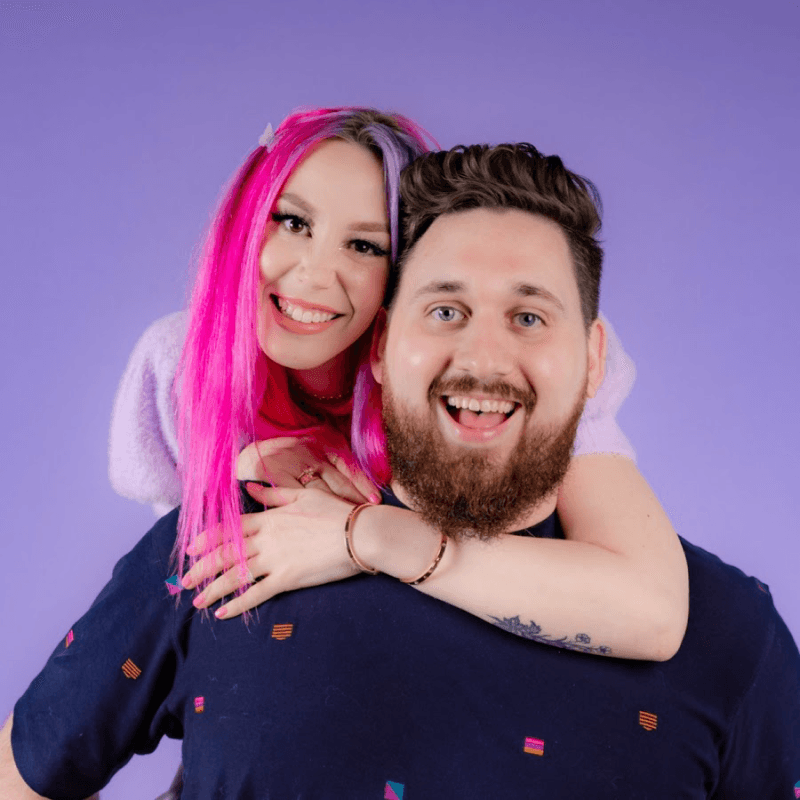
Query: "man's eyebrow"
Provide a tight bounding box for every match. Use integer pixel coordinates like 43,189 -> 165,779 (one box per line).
513,283 -> 565,312
278,192 -> 388,234
411,281 -> 565,311
412,281 -> 465,300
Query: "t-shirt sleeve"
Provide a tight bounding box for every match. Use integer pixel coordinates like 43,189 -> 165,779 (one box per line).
11,512 -> 185,800
108,312 -> 187,516
573,312 -> 637,461
713,596 -> 800,799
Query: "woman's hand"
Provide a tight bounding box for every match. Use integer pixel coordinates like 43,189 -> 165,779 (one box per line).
236,436 -> 380,505
184,484 -> 367,619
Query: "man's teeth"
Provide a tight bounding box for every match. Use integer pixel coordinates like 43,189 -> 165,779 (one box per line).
446,396 -> 515,414
278,299 -> 337,324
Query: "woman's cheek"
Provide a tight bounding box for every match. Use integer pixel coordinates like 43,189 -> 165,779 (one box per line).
353,267 -> 389,317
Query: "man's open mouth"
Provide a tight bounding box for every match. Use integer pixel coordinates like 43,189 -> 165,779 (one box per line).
442,395 -> 520,430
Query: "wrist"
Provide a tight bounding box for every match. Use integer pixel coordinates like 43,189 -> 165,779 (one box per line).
344,503 -> 379,575
356,506 -> 448,582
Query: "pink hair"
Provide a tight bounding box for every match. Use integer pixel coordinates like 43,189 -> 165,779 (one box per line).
174,107 -> 433,589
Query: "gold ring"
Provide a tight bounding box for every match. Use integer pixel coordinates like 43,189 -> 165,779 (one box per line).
297,467 -> 321,487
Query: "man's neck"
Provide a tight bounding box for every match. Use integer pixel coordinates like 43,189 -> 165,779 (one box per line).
388,481 -> 559,534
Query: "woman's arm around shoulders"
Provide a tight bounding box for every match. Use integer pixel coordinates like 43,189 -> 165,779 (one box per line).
195,462 -> 687,663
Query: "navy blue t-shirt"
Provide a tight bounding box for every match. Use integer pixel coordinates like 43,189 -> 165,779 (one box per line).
12,495 -> 800,799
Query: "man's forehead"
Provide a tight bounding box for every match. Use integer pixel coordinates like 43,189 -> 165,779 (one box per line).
397,208 -> 576,304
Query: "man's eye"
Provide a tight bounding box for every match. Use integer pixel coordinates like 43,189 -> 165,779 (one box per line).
516,312 -> 542,328
432,306 -> 463,322
272,213 -> 308,234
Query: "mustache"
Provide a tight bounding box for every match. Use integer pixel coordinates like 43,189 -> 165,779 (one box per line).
428,374 -> 536,414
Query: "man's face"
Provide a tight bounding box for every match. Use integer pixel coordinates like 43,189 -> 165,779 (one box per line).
371,208 -> 605,536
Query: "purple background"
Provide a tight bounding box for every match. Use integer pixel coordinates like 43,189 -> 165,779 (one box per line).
2,1 -> 798,796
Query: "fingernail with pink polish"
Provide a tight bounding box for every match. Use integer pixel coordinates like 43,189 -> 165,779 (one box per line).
369,494 -> 380,504
215,607 -> 228,619
192,593 -> 205,608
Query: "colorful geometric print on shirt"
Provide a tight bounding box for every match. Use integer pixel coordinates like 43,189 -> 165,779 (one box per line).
11,503 -> 800,798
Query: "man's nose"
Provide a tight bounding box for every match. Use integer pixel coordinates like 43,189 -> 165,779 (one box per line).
451,320 -> 515,378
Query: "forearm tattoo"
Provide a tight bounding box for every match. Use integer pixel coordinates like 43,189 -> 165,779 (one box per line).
488,615 -> 612,655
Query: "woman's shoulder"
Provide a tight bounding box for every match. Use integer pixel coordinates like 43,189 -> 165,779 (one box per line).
108,312 -> 187,511
130,310 -> 188,367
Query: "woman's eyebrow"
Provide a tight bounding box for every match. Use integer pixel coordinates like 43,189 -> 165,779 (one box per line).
279,192 -> 315,217
280,192 -> 387,234
348,221 -> 389,234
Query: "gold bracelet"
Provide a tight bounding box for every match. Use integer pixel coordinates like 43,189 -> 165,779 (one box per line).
344,503 -> 379,575
401,533 -> 448,586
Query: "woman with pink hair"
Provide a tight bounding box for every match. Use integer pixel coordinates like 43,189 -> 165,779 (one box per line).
110,105 -> 687,663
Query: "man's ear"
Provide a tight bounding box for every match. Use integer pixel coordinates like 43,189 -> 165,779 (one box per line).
370,307 -> 388,386
585,317 -> 606,399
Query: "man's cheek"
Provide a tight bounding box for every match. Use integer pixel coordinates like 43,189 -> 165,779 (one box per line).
408,351 -> 427,368
526,353 -> 580,398
395,339 -> 430,370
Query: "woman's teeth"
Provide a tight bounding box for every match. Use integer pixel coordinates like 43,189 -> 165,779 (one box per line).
446,396 -> 515,414
278,299 -> 337,324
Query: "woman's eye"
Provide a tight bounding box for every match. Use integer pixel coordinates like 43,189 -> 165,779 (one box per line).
272,213 -> 308,234
515,312 -> 542,328
350,239 -> 389,258
432,306 -> 463,323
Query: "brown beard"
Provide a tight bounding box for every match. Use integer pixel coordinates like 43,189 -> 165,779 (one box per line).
382,375 -> 586,541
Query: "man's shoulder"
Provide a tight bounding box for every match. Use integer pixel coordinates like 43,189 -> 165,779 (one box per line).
680,536 -> 777,619
147,506 -> 182,560
97,507 -> 181,596
677,536 -> 797,687
678,538 -> 800,796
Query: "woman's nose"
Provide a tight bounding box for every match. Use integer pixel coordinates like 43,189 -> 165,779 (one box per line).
295,246 -> 336,289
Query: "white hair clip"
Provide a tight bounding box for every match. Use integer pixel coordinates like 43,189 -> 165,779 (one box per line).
258,123 -> 275,149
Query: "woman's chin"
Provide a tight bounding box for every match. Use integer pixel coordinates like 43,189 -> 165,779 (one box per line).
260,340 -> 349,375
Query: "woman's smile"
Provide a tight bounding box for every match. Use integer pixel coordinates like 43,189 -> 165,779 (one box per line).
269,293 -> 342,335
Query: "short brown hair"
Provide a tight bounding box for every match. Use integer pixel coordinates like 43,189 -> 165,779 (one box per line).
397,143 -> 603,325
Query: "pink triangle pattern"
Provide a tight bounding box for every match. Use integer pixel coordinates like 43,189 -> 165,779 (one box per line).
384,780 -> 404,799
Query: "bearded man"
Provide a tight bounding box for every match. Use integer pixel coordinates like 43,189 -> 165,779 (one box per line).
376,147 -> 602,542
4,143 -> 799,798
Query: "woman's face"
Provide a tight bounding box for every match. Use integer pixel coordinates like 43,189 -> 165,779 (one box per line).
257,138 -> 390,372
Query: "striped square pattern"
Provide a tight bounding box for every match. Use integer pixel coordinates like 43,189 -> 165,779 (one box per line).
65,629 -> 74,648
524,736 -> 545,756
194,696 -> 205,713
271,623 -> 294,640
639,711 -> 658,731
121,659 -> 142,680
